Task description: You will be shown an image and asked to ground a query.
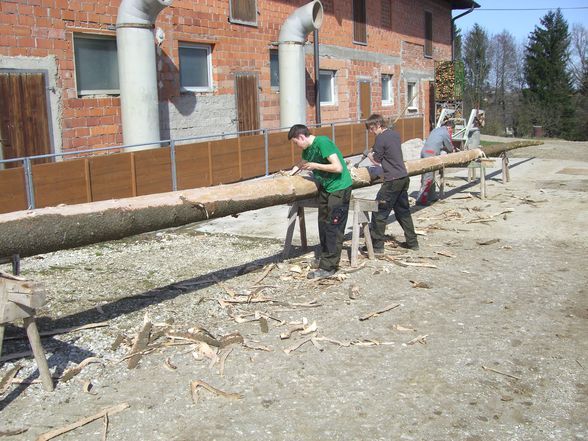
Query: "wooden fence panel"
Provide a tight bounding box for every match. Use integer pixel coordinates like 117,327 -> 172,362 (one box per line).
313,126 -> 332,138
350,123 -> 366,155
134,147 -> 172,195
267,132 -> 293,173
335,125 -> 352,156
32,159 -> 89,208
415,118 -> 424,139
0,167 -> 27,213
210,138 -> 240,185
368,131 -> 375,147
396,118 -> 406,142
89,153 -> 134,201
239,134 -> 265,179
176,142 -> 211,190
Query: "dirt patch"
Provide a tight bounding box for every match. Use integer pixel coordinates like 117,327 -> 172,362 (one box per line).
1,143 -> 587,441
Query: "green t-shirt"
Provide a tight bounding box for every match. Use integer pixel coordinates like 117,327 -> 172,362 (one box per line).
302,136 -> 352,193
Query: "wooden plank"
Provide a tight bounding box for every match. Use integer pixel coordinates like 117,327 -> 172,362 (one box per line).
133,147 -> 172,196
353,0 -> 367,43
231,0 -> 256,23
267,131 -> 293,173
0,74 -> 51,166
313,126 -> 331,138
175,142 -> 212,190
424,12 -> 433,57
28,74 -> 52,161
0,167 -> 27,213
350,123 -> 366,155
359,81 -> 371,120
210,138 -> 240,185
88,153 -> 134,201
397,118 -> 406,142
32,159 -> 89,208
235,74 -> 260,133
335,124 -> 352,156
239,134 -> 265,179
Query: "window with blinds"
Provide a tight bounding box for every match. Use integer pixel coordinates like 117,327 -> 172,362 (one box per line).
381,0 -> 392,29
229,0 -> 257,26
353,0 -> 367,44
424,11 -> 433,57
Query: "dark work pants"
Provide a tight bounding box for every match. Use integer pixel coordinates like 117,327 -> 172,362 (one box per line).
317,186 -> 352,272
370,176 -> 418,249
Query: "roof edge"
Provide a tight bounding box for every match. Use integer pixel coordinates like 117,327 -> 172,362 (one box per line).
450,0 -> 481,10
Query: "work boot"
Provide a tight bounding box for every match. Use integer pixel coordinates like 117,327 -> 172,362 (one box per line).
399,242 -> 419,251
307,268 -> 336,280
360,245 -> 385,256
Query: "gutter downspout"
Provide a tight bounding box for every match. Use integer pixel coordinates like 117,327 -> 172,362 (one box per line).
313,29 -> 321,125
451,6 -> 475,60
116,0 -> 172,150
278,0 -> 323,128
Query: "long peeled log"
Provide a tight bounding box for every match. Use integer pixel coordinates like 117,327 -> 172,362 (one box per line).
0,140 -> 541,258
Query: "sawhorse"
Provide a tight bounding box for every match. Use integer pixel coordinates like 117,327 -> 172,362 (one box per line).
282,197 -> 378,268
0,272 -> 54,391
435,152 -> 511,201
349,197 -> 379,267
466,153 -> 511,199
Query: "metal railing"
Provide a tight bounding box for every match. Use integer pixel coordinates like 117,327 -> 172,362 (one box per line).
0,115 -> 423,210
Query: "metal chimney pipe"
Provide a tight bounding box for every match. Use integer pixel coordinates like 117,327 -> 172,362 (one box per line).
116,0 -> 172,150
278,0 -> 323,128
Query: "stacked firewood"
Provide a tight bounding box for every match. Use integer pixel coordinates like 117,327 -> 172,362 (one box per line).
434,61 -> 464,101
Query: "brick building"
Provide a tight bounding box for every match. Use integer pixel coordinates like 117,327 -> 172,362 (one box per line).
0,0 -> 477,163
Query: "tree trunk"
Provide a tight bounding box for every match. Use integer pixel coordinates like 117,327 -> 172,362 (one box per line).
0,141 -> 541,258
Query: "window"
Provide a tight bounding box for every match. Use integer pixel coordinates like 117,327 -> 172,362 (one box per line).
74,34 -> 119,96
270,49 -> 279,89
382,75 -> 393,105
424,11 -> 433,57
407,82 -> 418,110
381,0 -> 392,29
179,43 -> 213,92
353,0 -> 367,45
229,0 -> 257,26
319,70 -> 336,105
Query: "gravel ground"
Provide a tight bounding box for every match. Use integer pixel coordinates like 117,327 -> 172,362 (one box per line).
1,137 -> 587,441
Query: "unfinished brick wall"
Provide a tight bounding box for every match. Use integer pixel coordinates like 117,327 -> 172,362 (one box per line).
0,0 -> 453,154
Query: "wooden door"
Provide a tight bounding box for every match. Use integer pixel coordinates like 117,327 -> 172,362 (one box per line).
359,80 -> 371,121
0,73 -> 52,167
235,73 -> 260,133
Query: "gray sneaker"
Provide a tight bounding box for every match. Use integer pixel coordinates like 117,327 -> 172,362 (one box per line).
307,268 -> 336,279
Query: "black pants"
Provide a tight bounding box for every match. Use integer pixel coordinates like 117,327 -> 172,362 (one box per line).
370,177 -> 418,249
317,186 -> 352,271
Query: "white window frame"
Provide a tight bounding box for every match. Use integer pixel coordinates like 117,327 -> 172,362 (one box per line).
381,74 -> 393,106
73,34 -> 120,96
407,81 -> 418,111
319,70 -> 337,106
179,43 -> 213,93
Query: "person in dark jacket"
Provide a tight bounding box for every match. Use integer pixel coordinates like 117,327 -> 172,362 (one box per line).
365,114 -> 419,252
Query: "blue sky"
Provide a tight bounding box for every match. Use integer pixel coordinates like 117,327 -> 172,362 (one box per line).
454,0 -> 588,44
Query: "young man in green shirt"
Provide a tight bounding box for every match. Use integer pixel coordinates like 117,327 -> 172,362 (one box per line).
288,124 -> 353,279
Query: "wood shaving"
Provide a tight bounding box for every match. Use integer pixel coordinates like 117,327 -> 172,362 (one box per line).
190,380 -> 243,404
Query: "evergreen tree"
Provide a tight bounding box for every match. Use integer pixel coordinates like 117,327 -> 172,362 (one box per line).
453,26 -> 463,61
524,9 -> 575,138
463,24 -> 490,112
